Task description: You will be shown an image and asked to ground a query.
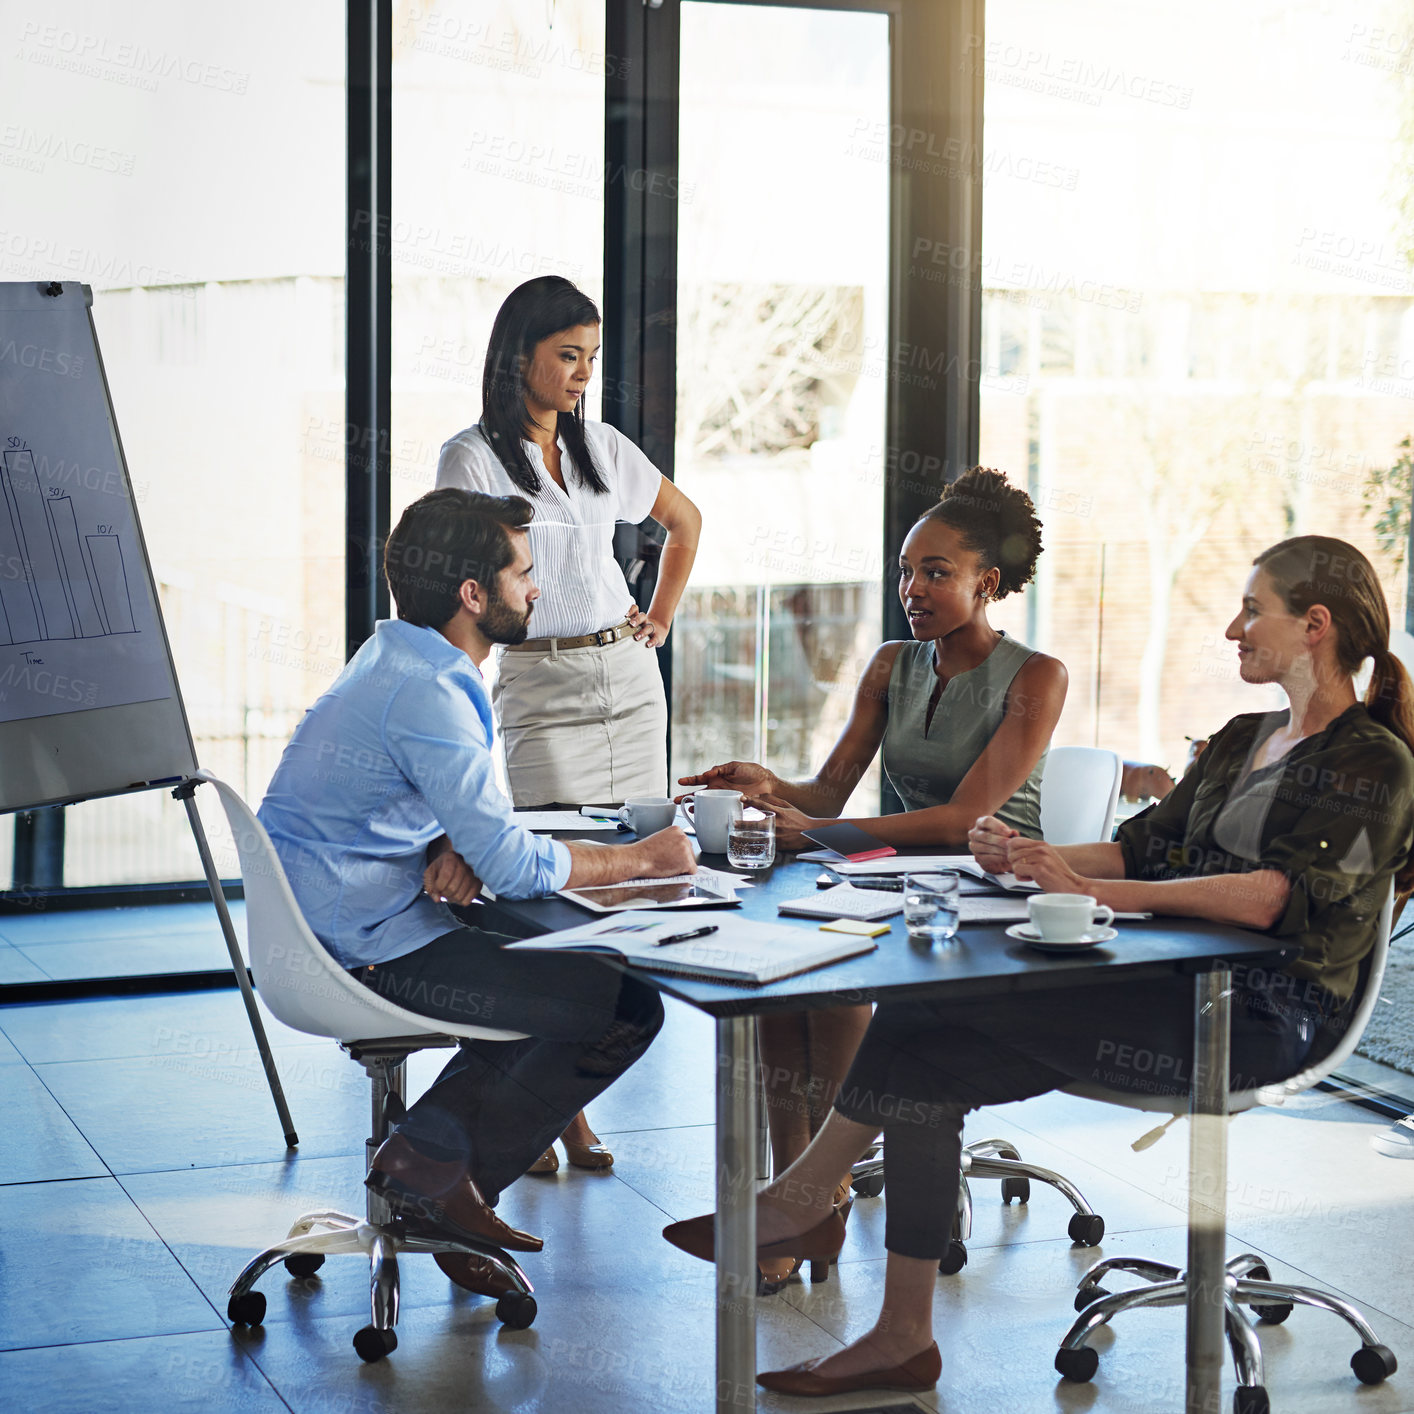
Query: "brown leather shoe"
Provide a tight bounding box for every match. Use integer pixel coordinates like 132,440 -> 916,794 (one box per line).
662,1207 -> 846,1266
366,1133 -> 544,1253
563,1139 -> 614,1170
434,1251 -> 521,1298
756,1341 -> 941,1395
527,1147 -> 559,1175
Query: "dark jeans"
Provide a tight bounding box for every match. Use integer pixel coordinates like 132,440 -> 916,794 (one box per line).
833,966 -> 1335,1260
354,922 -> 664,1200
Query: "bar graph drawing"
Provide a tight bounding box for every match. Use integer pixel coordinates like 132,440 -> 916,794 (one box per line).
0,449 -> 137,647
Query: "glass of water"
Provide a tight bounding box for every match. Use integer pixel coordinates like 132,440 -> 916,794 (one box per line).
903,871 -> 961,945
727,813 -> 776,869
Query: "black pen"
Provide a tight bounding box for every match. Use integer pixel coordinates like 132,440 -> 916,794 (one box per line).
829,875 -> 904,891
654,925 -> 720,947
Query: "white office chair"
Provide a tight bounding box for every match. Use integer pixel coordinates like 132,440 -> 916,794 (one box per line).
1040,745 -> 1123,845
203,772 -> 538,1363
1056,885 -> 1400,1414
848,748 -> 1124,1271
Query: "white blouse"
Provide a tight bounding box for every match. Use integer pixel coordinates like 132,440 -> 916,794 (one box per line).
435,420 -> 662,639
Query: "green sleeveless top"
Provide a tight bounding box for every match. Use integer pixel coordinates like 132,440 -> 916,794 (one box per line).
881,633 -> 1046,838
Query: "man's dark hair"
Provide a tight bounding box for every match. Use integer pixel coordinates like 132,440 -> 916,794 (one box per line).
383,488 -> 533,628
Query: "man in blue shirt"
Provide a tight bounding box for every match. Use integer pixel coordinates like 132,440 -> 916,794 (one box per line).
260,488 -> 693,1289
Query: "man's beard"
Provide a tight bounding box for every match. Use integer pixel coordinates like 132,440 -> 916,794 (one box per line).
481,584 -> 533,646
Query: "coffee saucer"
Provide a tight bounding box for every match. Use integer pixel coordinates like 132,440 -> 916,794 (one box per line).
1005,922 -> 1118,952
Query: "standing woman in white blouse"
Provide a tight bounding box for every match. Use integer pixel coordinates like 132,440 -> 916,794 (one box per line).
438,276 -> 702,808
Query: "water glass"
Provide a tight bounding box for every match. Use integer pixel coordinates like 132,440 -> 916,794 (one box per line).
726,814 -> 776,869
903,870 -> 961,945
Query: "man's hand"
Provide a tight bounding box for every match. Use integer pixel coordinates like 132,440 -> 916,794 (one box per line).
632,826 -> 697,878
675,760 -> 777,802
1006,837 -> 1092,894
564,827 -> 696,888
968,815 -> 1017,874
423,849 -> 483,905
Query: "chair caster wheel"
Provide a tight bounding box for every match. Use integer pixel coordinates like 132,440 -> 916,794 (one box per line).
1251,1301 -> 1292,1323
1232,1385 -> 1270,1414
1001,1176 -> 1030,1204
227,1291 -> 266,1326
1075,1284 -> 1110,1312
937,1241 -> 967,1276
353,1325 -> 398,1362
1351,1343 -> 1398,1385
851,1173 -> 884,1198
496,1292 -> 537,1330
284,1253 -> 325,1278
1068,1213 -> 1105,1246
1054,1345 -> 1099,1382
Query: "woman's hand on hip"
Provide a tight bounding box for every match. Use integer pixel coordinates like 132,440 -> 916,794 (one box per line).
675,760 -> 778,801
627,602 -> 669,648
1006,837 -> 1091,894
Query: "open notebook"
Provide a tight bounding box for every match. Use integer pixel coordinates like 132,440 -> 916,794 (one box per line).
504,914 -> 877,986
829,854 -> 1042,892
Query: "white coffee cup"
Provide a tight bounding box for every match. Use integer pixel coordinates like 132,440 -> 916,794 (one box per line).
685,789 -> 743,852
617,796 -> 677,835
1027,892 -> 1115,942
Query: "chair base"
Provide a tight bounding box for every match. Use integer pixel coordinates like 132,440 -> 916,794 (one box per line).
225,1039 -> 536,1361
849,1136 -> 1105,1272
226,1207 -> 535,1359
1058,1251 -> 1398,1411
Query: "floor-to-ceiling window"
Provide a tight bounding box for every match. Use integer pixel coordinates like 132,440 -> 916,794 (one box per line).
0,2 -> 346,888
671,2 -> 891,809
979,0 -> 1414,776
389,0 -> 608,527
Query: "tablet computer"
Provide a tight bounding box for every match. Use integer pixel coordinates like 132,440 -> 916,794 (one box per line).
557,874 -> 742,912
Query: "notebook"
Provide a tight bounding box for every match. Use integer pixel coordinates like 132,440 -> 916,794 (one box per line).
778,883 -> 903,922
798,821 -> 896,862
504,913 -> 877,985
513,810 -> 619,832
830,855 -> 1041,891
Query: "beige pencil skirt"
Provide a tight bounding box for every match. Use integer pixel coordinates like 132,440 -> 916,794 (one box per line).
492,632 -> 669,807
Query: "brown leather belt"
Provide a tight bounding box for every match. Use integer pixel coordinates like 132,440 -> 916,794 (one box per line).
504,618 -> 635,653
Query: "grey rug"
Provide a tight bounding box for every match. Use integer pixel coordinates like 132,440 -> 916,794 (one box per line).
1357,926 -> 1414,1075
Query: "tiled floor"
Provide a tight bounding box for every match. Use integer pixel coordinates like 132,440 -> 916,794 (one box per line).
2,972 -> 1413,1413
0,900 -> 248,983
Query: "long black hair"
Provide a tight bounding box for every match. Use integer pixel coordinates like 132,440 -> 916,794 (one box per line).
480,276 -> 609,495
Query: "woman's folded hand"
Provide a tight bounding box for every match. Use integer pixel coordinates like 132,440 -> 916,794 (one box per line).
968,815 -> 1016,873
743,793 -> 816,850
1006,837 -> 1091,894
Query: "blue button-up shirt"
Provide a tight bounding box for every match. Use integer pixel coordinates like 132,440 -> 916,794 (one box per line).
258,619 -> 571,968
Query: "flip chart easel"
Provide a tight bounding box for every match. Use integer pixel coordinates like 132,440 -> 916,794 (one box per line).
0,280 -> 296,1147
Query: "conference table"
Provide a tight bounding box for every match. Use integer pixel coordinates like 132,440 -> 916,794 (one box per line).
480,841 -> 1294,1414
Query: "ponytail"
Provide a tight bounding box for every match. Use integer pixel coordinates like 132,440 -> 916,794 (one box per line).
1256,536 -> 1414,894
1367,649 -> 1414,892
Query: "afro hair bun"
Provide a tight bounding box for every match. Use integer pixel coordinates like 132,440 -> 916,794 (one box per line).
922,467 -> 1043,600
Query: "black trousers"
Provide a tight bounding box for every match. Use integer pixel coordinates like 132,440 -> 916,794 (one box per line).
354,921 -> 664,1200
833,966 -> 1334,1260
